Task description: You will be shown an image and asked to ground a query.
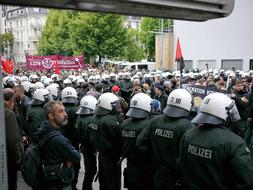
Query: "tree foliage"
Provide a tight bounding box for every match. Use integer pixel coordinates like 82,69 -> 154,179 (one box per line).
122,29 -> 145,62
0,32 -> 14,55
38,10 -> 167,63
140,18 -> 172,61
68,12 -> 128,63
38,10 -> 75,56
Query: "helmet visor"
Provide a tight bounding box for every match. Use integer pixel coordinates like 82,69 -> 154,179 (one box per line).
126,108 -> 149,119
226,100 -> 241,122
191,112 -> 224,125
76,107 -> 94,115
163,105 -> 189,118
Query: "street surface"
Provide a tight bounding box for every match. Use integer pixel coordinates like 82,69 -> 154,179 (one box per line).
17,155 -> 127,190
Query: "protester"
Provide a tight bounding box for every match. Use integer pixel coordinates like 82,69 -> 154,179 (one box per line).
4,88 -> 24,190
36,101 -> 81,190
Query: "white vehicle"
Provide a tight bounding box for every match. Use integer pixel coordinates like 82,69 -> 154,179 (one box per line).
121,61 -> 155,71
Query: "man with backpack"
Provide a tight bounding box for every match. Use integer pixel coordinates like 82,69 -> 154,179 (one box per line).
35,101 -> 80,190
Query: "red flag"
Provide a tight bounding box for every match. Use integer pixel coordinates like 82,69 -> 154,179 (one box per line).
175,38 -> 185,74
55,60 -> 60,74
1,56 -> 14,74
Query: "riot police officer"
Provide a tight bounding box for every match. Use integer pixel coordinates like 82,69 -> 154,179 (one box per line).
61,87 -> 80,190
179,93 -> 253,189
137,89 -> 194,190
89,92 -> 122,190
121,93 -> 154,190
121,72 -> 133,104
26,89 -> 53,140
76,95 -> 98,190
46,83 -> 60,101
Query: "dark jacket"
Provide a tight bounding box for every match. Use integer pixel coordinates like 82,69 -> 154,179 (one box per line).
179,124 -> 253,190
232,90 -> 249,120
137,115 -> 193,169
89,114 -> 121,157
37,121 -> 81,185
62,104 -> 79,150
155,93 -> 168,111
26,105 -> 46,139
5,107 -> 24,165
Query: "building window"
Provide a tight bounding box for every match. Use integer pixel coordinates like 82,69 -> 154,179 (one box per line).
197,60 -> 216,70
221,59 -> 243,71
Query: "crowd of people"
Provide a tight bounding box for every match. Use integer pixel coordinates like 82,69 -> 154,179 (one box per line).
2,66 -> 253,190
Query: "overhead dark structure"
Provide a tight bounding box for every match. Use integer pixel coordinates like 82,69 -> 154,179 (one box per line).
0,0 -> 234,21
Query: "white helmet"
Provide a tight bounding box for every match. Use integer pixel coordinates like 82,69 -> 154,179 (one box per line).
32,89 -> 53,105
131,75 -> 140,81
51,74 -> 59,82
40,76 -> 47,83
76,95 -> 98,115
21,76 -> 29,82
81,73 -> 88,80
102,74 -> 110,82
61,87 -> 78,104
34,82 -> 45,89
77,78 -> 85,86
95,75 -> 101,83
3,76 -> 11,86
126,93 -> 152,118
43,78 -> 53,86
29,83 -> 36,96
46,83 -> 60,100
117,72 -> 124,80
88,75 -> 96,84
95,92 -> 120,116
192,93 -> 240,125
29,74 -> 39,83
163,89 -> 193,118
68,75 -> 75,82
123,72 -> 131,80
63,78 -> 72,85
21,81 -> 31,93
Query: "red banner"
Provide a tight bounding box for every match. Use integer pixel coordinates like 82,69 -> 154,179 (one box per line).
1,56 -> 14,74
26,54 -> 85,70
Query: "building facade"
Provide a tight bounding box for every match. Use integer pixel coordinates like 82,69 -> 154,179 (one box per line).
173,0 -> 253,71
0,6 -> 48,63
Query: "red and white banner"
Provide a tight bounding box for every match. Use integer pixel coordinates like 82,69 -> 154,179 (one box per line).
26,54 -> 85,70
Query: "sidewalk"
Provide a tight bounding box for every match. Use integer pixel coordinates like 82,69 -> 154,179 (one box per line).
17,156 -> 126,190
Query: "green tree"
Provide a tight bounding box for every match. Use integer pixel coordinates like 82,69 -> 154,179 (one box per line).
140,18 -> 172,61
0,32 -> 14,56
68,12 -> 128,64
38,10 -> 75,55
123,29 -> 145,62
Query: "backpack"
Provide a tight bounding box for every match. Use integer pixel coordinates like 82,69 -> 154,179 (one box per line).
21,131 -> 59,189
